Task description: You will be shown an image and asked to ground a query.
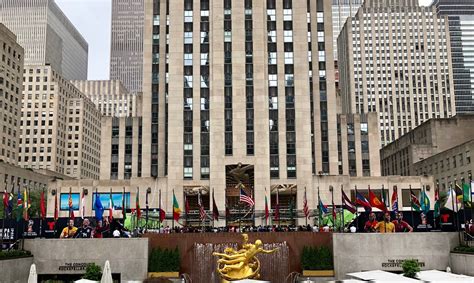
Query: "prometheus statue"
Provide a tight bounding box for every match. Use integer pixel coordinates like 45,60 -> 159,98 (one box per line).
213,234 -> 278,282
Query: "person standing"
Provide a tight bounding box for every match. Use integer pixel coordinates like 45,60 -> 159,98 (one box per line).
60,219 -> 78,238
364,212 -> 378,232
375,212 -> 395,233
74,218 -> 93,238
392,212 -> 413,232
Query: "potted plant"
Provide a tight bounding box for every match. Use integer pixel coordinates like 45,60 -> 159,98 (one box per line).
82,263 -> 102,282
148,247 -> 180,278
402,259 -> 421,279
301,246 -> 335,277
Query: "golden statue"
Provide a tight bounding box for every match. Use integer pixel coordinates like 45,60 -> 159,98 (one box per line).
213,234 -> 278,282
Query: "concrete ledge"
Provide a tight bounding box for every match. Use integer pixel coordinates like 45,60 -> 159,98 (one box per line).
450,252 -> 474,276
333,232 -> 459,279
24,238 -> 148,282
0,256 -> 33,283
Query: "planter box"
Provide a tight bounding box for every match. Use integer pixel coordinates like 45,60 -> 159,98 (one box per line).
302,270 -> 335,277
148,272 -> 180,278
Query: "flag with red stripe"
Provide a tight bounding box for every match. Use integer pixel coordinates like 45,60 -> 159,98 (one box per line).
303,188 -> 310,218
239,187 -> 255,207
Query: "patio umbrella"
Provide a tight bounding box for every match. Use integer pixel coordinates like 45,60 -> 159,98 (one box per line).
100,260 -> 113,283
27,263 -> 37,283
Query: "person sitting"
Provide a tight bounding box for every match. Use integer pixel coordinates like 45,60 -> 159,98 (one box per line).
364,212 -> 378,232
60,219 -> 78,239
375,212 -> 395,233
392,212 -> 413,232
74,218 -> 93,238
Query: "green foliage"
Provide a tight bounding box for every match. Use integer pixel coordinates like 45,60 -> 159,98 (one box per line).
0,189 -> 42,219
149,247 -> 180,272
454,245 -> 474,254
301,246 -> 334,270
0,250 -> 32,260
82,263 -> 102,281
402,259 -> 421,278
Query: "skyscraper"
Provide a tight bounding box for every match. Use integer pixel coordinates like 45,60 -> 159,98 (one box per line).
434,0 -> 474,114
338,0 -> 456,147
109,0 -> 145,93
332,0 -> 362,57
0,0 -> 88,80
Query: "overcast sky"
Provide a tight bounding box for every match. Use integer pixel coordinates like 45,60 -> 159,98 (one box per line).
56,0 -> 434,80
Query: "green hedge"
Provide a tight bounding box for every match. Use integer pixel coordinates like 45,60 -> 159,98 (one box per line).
149,247 -> 180,272
301,246 -> 333,270
453,245 -> 474,254
0,250 -> 32,260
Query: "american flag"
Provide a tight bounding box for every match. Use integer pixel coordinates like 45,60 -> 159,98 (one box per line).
303,189 -> 310,218
198,192 -> 207,220
239,188 -> 255,207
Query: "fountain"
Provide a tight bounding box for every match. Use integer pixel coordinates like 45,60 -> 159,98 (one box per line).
192,237 -> 289,283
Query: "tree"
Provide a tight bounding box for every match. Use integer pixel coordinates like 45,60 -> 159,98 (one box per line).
402,259 -> 420,279
82,263 -> 102,281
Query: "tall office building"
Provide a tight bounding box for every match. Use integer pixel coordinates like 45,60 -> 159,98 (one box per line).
0,24 -> 24,166
332,0 -> 362,57
109,0 -> 145,93
19,66 -> 101,179
338,0 -> 456,147
434,0 -> 474,114
0,0 -> 88,80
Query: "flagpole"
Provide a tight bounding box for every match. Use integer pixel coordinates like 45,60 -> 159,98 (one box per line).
409,185 -> 415,231
454,180 -> 460,234
305,187 -> 308,226
212,188 -> 215,228
1,182 -> 7,249
172,189 -> 175,230
340,185 -> 344,233
277,187 -> 280,226
317,186 -> 321,230
331,186 -> 335,231
470,173 -> 473,230
39,187 -> 44,238
461,178 -> 467,231
146,187 -> 150,231
354,185 -> 359,232
158,189 -> 162,233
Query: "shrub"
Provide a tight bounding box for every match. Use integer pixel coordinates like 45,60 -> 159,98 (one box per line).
453,245 -> 474,254
0,250 -> 32,260
301,246 -> 333,270
149,247 -> 180,272
82,263 -> 102,281
402,259 -> 421,279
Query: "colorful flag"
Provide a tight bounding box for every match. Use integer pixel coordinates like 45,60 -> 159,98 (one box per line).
391,186 -> 399,214
264,191 -> 269,222
173,191 -> 181,221
68,191 -> 75,219
462,183 -> 471,208
3,188 -> 12,217
434,186 -> 440,218
444,189 -> 459,212
381,187 -> 388,208
420,189 -> 430,214
40,190 -> 46,220
16,190 -> 23,221
410,188 -> 421,211
159,191 -> 166,222
94,192 -> 104,221
136,188 -> 141,220
198,192 -> 207,221
212,190 -> 219,221
108,191 -> 114,222
54,193 -> 59,221
342,189 -> 356,214
23,189 -> 30,221
355,190 -> 372,212
80,189 -> 86,219
368,187 -> 387,212
239,187 -> 255,206
303,188 -> 310,218
331,189 -> 337,219
318,199 -> 328,215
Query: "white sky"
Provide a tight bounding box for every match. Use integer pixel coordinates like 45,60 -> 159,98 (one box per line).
55,0 -> 434,81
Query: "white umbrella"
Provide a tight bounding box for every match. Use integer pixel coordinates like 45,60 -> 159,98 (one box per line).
100,260 -> 113,283
27,263 -> 37,283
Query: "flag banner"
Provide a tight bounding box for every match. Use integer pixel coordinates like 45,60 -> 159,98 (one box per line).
239,187 -> 255,206
173,192 -> 181,221
420,189 -> 430,214
342,189 -> 356,214
410,191 -> 421,212
434,187 -> 440,218
23,189 -> 30,221
40,190 -> 46,220
462,183 -> 471,208
303,189 -> 310,218
16,191 -> 23,221
159,191 -> 166,222
264,194 -> 269,221
94,192 -> 104,221
68,191 -> 75,220
444,189 -> 459,212
198,192 -> 207,221
54,193 -> 59,221
212,191 -> 219,221
108,192 -> 115,222
391,187 -> 399,213
136,189 -> 141,220
369,188 -> 387,212
355,191 -> 372,212
80,190 -> 85,219
318,199 -> 328,215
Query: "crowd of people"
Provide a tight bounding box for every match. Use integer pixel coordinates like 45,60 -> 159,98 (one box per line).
59,218 -> 132,239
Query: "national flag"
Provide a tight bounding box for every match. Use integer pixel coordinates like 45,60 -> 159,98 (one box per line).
444,189 -> 459,212
331,189 -> 337,219
23,189 -> 31,221
16,190 -> 23,221
355,190 -> 372,212
391,186 -> 399,213
185,194 -> 190,216
40,190 -> 46,220
94,192 -> 104,221
198,192 -> 207,221
173,192 -> 181,221
381,187 -> 388,208
462,183 -> 471,208
80,189 -> 86,219
136,188 -> 141,220
368,187 -> 387,212
3,188 -> 13,217
342,189 -> 356,214
159,191 -> 165,222
122,188 -> 127,220
264,193 -> 269,222
318,199 -> 328,215
410,189 -> 421,211
108,191 -> 114,222
303,188 -> 310,218
212,190 -> 219,221
239,187 -> 255,206
3,188 -> 9,211
420,189 -> 430,214
54,193 -> 59,221
434,186 -> 440,218
68,191 -> 75,219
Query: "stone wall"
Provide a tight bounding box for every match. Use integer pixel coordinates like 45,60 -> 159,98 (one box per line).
0,256 -> 33,283
24,238 -> 148,282
333,232 -> 459,279
450,252 -> 474,276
